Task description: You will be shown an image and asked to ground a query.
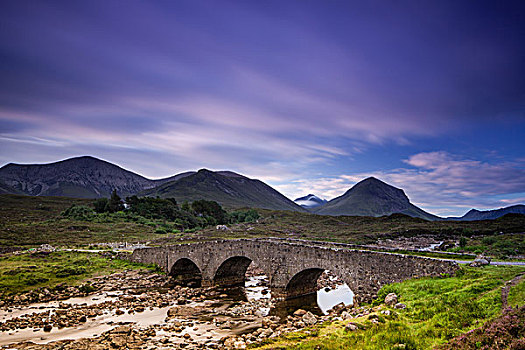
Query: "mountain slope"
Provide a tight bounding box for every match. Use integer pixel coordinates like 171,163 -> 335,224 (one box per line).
0,156 -> 163,198
141,169 -> 306,211
449,205 -> 525,221
314,177 -> 439,220
294,194 -> 327,208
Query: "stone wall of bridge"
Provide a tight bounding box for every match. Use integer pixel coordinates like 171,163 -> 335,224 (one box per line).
130,239 -> 458,303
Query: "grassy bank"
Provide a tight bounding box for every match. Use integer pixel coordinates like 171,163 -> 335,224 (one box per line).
0,251 -> 157,297
253,266 -> 525,349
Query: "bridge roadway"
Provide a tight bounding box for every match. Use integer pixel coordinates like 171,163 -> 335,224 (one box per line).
130,238 -> 459,303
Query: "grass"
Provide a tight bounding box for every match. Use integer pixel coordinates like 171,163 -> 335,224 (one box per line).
253,266 -> 525,349
449,233 -> 525,259
0,251 -> 158,297
0,194 -> 177,247
508,277 -> 525,308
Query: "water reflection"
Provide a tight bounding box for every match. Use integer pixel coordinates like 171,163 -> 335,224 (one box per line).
317,283 -> 354,313
243,275 -> 353,318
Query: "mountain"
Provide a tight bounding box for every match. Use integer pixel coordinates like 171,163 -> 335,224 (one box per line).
294,194 -> 327,208
448,205 -> 525,221
141,169 -> 306,211
0,156 -> 181,198
314,177 -> 439,221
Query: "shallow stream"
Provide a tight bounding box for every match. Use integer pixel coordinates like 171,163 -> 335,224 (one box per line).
0,272 -> 354,346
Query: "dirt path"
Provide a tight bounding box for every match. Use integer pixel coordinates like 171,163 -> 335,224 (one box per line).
501,273 -> 524,309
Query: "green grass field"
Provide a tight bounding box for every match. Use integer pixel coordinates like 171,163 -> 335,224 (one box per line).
254,266 -> 525,350
0,251 -> 157,297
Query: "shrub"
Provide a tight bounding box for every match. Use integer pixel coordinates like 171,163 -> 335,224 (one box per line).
61,205 -> 95,221
55,266 -> 87,278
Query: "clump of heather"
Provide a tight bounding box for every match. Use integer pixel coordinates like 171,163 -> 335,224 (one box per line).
439,305 -> 525,350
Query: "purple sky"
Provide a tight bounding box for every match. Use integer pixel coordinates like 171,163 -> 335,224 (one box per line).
1,0 -> 524,216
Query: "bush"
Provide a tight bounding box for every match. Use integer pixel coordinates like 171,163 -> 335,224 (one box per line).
55,266 -> 87,278
61,205 -> 95,221
229,209 -> 260,223
24,275 -> 49,286
79,283 -> 96,294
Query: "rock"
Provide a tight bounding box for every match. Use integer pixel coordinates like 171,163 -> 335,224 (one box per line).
293,309 -> 307,317
302,311 -> 317,326
223,336 -> 237,348
134,306 -> 145,313
381,310 -> 391,316
330,302 -> 346,314
394,303 -> 406,309
341,311 -> 352,320
233,340 -> 247,349
43,324 -> 52,332
79,315 -> 87,323
384,293 -> 398,306
112,325 -> 131,334
345,323 -> 358,332
470,255 -> 491,267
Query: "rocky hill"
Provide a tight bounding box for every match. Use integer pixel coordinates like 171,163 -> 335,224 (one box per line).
448,204 -> 525,221
141,169 -> 306,211
0,156 -> 165,198
314,177 -> 439,221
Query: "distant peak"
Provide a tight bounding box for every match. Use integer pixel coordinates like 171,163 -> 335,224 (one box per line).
362,176 -> 382,183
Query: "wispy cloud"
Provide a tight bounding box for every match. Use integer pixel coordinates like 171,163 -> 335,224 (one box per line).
1,1 -> 524,216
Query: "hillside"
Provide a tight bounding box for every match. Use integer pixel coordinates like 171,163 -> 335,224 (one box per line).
140,169 -> 306,211
450,204 -> 525,221
0,156 -> 161,198
314,177 -> 439,220
0,156 -> 194,198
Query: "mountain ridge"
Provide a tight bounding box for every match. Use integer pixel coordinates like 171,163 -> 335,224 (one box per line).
140,169 -> 306,211
1,156 -> 522,220
0,156 -> 183,198
447,204 -> 525,221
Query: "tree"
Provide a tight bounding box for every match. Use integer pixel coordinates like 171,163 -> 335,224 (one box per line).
181,201 -> 190,212
107,189 -> 124,213
191,200 -> 227,224
93,198 -> 109,213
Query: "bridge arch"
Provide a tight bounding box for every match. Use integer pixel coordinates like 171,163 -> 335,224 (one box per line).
214,256 -> 253,287
286,267 -> 324,299
169,258 -> 202,287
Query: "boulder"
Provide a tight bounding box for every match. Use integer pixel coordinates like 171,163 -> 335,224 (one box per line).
469,255 -> 491,267
341,311 -> 352,320
394,303 -> 406,309
302,311 -> 317,326
384,293 -> 398,306
293,309 -> 307,317
344,322 -> 359,332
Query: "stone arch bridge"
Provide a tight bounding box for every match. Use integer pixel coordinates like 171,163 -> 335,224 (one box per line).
130,239 -> 458,303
